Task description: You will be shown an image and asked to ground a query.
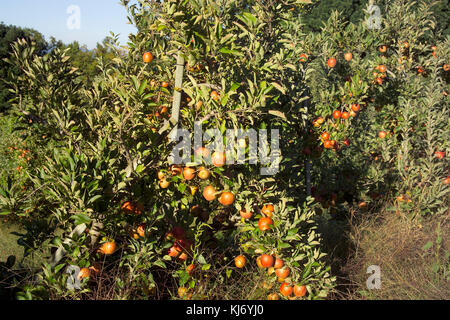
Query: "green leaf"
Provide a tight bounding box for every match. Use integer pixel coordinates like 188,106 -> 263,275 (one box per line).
220,119 -> 226,135
70,214 -> 91,226
268,110 -> 287,121
154,260 -> 167,269
219,47 -> 243,56
302,262 -> 313,280
136,164 -> 144,173
221,94 -> 229,106
143,93 -> 153,101
131,75 -> 139,91
201,264 -> 211,271
432,263 -> 440,274
197,255 -> 207,264
271,82 -> 286,94
422,241 -> 433,251
277,241 -> 291,249
52,237 -> 62,247
230,82 -> 241,92
178,183 -> 186,193
242,12 -> 257,25
87,195 -> 102,205
54,263 -> 65,274
138,79 -> 148,95
179,271 -> 189,286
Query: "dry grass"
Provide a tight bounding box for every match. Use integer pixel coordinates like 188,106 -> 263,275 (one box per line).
339,206 -> 450,300
190,259 -> 270,300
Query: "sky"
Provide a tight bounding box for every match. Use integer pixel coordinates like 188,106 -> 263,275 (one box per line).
0,0 -> 137,49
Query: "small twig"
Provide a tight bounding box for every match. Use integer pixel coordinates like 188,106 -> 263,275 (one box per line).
199,111 -> 216,123
197,83 -> 222,91
21,182 -> 51,202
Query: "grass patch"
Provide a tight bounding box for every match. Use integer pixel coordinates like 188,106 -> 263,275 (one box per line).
340,207 -> 450,300
0,219 -> 24,264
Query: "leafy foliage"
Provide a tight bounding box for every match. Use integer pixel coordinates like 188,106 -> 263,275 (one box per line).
0,0 -> 448,301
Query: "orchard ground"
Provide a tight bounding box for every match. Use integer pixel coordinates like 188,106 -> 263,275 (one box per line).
0,220 -> 23,263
